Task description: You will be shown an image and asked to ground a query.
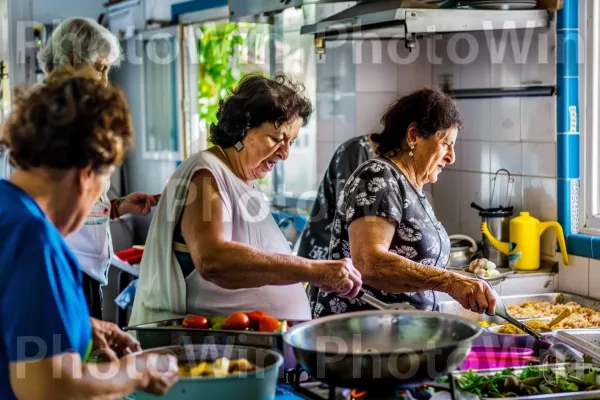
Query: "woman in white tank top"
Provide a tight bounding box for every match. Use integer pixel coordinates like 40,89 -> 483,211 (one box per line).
129,73 -> 362,325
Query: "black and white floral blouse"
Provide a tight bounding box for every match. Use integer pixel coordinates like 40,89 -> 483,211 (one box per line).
312,156 -> 451,318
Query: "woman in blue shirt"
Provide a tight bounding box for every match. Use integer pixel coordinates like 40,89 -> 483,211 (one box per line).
0,67 -> 178,399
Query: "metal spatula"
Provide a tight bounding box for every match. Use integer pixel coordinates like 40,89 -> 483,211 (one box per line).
479,278 -> 543,341
357,289 -> 416,311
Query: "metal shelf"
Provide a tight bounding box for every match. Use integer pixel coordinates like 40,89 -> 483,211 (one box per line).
301,7 -> 551,51
444,85 -> 556,99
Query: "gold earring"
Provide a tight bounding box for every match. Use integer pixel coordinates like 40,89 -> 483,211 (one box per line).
409,145 -> 414,157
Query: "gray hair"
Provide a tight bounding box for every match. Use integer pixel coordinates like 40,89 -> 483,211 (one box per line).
37,17 -> 122,74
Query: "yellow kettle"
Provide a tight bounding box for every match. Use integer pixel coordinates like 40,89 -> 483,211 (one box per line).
481,212 -> 569,271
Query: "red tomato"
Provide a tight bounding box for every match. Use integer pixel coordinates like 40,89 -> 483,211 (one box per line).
258,316 -> 281,333
222,312 -> 250,331
245,310 -> 268,330
182,315 -> 208,329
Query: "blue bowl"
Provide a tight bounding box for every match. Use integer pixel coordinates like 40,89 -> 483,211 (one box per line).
134,344 -> 283,400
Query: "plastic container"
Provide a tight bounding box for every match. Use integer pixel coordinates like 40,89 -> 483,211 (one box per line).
460,346 -> 535,370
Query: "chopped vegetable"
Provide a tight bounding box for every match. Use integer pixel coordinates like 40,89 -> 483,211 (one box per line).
448,366 -> 600,398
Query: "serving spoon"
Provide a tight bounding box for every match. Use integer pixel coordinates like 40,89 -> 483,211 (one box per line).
479,278 -> 544,341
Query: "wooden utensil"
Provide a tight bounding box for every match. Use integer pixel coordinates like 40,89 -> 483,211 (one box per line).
548,308 -> 572,328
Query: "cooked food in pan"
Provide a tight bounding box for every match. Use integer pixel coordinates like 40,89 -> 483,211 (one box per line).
507,301 -> 600,329
178,357 -> 258,378
497,320 -> 551,334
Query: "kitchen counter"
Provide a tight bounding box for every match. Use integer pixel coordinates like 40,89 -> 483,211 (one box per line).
437,260 -> 559,302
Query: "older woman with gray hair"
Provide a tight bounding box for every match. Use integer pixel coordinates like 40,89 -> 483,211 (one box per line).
33,17 -> 160,319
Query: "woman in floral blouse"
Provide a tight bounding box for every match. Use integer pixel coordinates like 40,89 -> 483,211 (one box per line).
313,88 -> 497,318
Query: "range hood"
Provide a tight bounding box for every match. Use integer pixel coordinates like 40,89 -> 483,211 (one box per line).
299,1 -> 551,52
228,0 -> 353,22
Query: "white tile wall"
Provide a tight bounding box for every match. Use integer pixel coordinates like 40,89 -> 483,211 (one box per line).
457,32 -> 491,89
355,92 -> 398,141
432,170 -> 461,235
489,98 -> 521,142
456,99 -> 490,140
490,142 -> 522,174
521,143 -> 556,177
588,259 -> 600,300
355,40 -> 398,93
487,30 -> 522,88
334,94 -> 357,144
459,172 -> 491,240
316,94 -> 335,142
316,141 -> 337,179
521,98 -> 556,141
558,255 -> 590,297
430,34 -> 462,90
521,27 -> 556,86
461,141 -> 491,173
500,275 -> 556,296
397,40 -> 433,93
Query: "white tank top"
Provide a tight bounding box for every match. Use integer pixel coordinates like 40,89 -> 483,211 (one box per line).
184,151 -> 311,321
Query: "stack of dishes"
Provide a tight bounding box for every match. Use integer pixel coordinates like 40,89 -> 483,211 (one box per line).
459,0 -> 537,10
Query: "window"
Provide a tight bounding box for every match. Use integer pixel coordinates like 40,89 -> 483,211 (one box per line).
270,8 -> 318,204
582,0 -> 600,234
141,30 -> 183,161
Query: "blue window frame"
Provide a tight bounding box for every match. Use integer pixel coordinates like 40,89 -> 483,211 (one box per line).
556,0 -> 600,258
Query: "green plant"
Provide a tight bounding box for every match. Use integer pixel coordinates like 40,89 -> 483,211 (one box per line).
197,22 -> 268,145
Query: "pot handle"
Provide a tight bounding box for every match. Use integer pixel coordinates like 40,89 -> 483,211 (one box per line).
448,234 -> 478,253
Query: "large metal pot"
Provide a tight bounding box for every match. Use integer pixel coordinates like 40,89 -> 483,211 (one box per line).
134,344 -> 283,400
283,310 -> 482,391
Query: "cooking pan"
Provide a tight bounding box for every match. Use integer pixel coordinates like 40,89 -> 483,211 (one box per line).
283,310 -> 482,390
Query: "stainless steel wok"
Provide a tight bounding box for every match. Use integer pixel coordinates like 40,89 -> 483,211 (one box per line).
283,310 -> 482,390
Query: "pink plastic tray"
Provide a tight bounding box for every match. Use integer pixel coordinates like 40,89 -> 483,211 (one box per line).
460,346 -> 535,370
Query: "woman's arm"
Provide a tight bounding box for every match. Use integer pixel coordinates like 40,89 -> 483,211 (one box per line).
10,352 -> 177,400
348,216 -> 495,314
180,170 -> 361,297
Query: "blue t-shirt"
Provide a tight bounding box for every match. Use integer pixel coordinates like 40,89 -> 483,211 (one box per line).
0,180 -> 92,399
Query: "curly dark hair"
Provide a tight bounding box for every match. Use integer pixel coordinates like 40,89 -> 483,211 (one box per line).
1,66 -> 134,173
370,88 -> 462,155
209,72 -> 313,148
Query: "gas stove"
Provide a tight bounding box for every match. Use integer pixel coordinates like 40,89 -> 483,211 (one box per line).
275,366 -> 460,400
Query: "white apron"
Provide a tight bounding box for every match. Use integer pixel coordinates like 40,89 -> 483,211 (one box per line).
63,184 -> 113,285
129,150 -> 311,326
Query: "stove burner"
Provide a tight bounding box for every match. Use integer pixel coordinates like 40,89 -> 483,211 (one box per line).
283,367 -> 460,400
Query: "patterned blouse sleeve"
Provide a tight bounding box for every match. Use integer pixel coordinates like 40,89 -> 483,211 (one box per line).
342,161 -> 404,227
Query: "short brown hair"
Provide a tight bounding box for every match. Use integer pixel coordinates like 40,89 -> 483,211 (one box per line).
210,72 -> 313,148
371,88 -> 462,155
1,67 -> 133,173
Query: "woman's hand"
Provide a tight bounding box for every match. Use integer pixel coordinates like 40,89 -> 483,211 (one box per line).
313,258 -> 362,299
133,352 -> 179,395
444,274 -> 497,314
118,192 -> 160,216
91,317 -> 141,361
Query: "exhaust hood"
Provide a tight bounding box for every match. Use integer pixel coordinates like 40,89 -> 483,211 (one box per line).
299,1 -> 551,52
228,0 -> 353,23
